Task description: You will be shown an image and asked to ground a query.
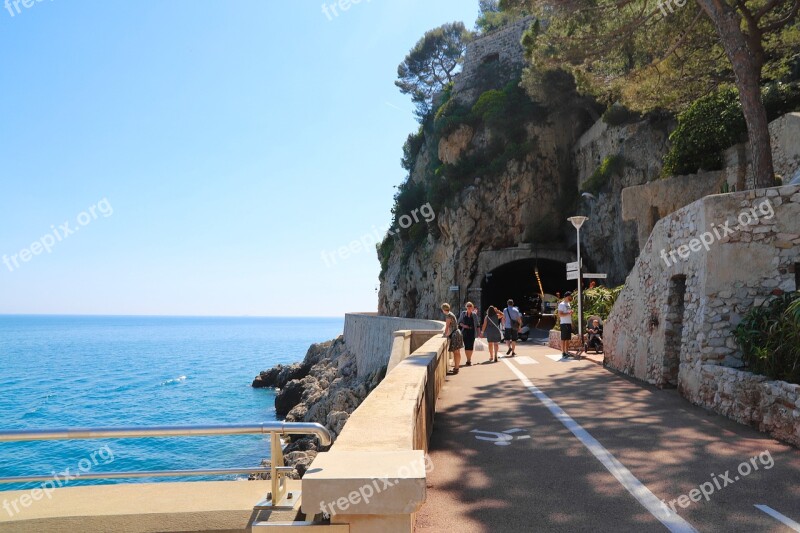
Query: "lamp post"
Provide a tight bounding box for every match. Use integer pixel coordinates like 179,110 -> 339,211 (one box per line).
568,216 -> 588,341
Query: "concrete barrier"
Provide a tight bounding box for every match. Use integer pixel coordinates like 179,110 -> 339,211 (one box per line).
343,313 -> 444,377
0,480 -> 283,532
302,333 -> 449,532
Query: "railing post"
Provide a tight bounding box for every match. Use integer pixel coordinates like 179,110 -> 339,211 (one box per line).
271,432 -> 283,505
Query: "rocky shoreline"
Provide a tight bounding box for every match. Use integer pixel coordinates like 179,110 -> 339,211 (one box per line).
251,335 -> 384,478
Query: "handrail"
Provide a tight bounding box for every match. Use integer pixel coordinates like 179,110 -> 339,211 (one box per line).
0,422 -> 332,446
0,422 -> 332,508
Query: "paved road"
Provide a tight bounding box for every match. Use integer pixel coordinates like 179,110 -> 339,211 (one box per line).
416,343 -> 800,532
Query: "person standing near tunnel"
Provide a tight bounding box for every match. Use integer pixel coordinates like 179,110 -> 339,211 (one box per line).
441,303 -> 464,374
458,302 -> 481,366
503,299 -> 522,357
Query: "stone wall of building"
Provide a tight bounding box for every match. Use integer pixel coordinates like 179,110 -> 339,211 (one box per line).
622,171 -> 727,250
622,113 -> 800,250
452,17 -> 534,104
605,185 -> 800,445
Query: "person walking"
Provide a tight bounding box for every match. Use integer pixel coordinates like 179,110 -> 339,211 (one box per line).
558,292 -> 574,357
503,299 -> 522,357
441,303 -> 464,374
481,305 -> 503,363
458,302 -> 481,366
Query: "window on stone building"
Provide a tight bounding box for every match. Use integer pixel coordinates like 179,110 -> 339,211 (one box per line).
795,263 -> 799,292
663,275 -> 687,388
481,53 -> 500,65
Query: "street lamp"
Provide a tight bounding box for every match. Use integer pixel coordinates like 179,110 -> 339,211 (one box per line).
568,216 -> 588,341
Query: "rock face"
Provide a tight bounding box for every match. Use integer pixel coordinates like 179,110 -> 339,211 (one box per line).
251,336 -> 384,478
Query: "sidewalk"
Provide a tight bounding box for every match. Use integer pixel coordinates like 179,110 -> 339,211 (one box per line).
416,343 -> 800,532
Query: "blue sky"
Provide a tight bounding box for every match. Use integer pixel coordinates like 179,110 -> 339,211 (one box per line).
0,0 -> 480,317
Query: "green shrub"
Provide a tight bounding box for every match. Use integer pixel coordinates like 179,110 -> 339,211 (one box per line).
472,89 -> 507,123
551,285 -> 624,331
391,179 -> 427,236
582,155 -> 627,194
401,127 -> 425,172
377,236 -> 395,274
733,292 -> 800,385
583,285 -> 624,321
663,82 -> 800,177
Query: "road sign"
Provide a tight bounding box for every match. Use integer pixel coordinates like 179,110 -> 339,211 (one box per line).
583,273 -> 608,279
567,271 -> 579,280
566,261 -> 581,272
449,285 -> 459,291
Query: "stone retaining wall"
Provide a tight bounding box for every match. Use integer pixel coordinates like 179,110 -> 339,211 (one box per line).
547,329 -> 583,350
684,364 -> 800,446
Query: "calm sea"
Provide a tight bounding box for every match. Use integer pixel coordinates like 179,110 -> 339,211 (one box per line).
0,315 -> 343,491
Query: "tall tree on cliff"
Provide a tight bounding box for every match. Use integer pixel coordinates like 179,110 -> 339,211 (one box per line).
503,0 -> 800,188
395,22 -> 472,119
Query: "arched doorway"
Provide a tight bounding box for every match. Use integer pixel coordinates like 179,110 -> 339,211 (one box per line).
480,258 -> 569,316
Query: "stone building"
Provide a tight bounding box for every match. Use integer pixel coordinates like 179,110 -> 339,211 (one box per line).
605,185 -> 800,446
452,16 -> 535,104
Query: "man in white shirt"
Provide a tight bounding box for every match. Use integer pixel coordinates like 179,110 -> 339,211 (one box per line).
503,299 -> 522,357
558,292 -> 574,358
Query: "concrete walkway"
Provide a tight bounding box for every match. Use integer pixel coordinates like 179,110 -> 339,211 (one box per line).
416,343 -> 800,532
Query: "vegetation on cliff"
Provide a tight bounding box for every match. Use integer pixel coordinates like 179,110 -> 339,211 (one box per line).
504,0 -> 800,188
734,292 -> 800,385
395,22 -> 473,119
663,81 -> 800,177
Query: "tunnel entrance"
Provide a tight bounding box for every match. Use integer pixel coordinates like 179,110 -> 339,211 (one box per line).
480,258 -> 569,317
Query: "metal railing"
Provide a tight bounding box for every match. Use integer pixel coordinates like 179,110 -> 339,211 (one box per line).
0,422 -> 332,508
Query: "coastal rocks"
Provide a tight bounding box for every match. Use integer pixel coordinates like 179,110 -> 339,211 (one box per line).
274,379 -> 305,417
251,362 -> 310,389
252,335 -> 384,479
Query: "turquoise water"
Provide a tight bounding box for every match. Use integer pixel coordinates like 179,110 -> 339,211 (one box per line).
0,315 -> 343,491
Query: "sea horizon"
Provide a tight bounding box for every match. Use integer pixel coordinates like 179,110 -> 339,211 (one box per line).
0,315 -> 344,491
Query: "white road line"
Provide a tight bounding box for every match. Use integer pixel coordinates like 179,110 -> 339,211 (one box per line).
501,359 -> 697,533
514,356 -> 539,365
755,505 -> 800,531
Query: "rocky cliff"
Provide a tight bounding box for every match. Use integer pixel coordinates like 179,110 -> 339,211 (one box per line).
376,17 -> 683,318
252,336 -> 383,477
379,104 -> 596,318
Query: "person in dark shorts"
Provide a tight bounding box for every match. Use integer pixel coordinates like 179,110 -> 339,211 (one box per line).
558,292 -> 574,357
503,299 -> 522,357
458,302 -> 481,366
